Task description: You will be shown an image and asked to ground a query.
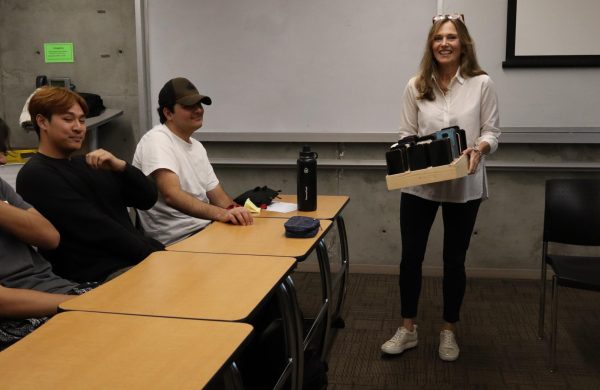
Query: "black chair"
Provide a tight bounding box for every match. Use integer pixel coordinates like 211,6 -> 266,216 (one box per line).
538,179 -> 600,371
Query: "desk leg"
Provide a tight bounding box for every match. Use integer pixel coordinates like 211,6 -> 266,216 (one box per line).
286,276 -> 305,390
302,240 -> 332,355
275,276 -> 304,390
315,239 -> 333,362
549,275 -> 559,373
331,215 -> 349,328
223,362 -> 245,390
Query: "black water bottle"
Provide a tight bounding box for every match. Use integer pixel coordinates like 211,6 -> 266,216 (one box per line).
297,145 -> 318,211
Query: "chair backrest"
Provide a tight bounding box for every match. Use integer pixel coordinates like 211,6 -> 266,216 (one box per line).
544,179 -> 600,246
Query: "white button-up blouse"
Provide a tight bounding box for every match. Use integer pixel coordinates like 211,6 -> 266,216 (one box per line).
398,70 -> 500,203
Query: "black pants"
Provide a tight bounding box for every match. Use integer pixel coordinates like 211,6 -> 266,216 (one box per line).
399,192 -> 481,323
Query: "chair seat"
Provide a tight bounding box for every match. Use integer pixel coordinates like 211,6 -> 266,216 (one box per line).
549,255 -> 600,292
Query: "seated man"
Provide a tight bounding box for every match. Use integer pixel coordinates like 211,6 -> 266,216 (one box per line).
133,77 -> 252,245
0,126 -> 94,351
16,87 -> 164,283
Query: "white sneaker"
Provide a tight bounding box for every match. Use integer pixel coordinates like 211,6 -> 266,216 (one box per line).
439,330 -> 460,361
381,325 -> 418,355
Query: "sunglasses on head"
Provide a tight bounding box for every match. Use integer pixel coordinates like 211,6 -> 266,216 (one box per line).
432,14 -> 465,24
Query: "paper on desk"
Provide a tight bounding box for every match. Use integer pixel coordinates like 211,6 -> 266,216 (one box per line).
267,201 -> 297,213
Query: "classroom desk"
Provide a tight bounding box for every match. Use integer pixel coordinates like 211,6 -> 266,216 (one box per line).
168,217 -> 332,260
167,218 -> 334,362
258,194 -> 350,328
0,311 -> 252,389
60,251 -> 303,390
260,194 -> 349,220
60,252 -> 296,322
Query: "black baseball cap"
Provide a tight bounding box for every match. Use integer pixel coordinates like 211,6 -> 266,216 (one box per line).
158,77 -> 212,107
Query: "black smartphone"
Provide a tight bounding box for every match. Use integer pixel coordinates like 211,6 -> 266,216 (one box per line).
36,75 -> 48,88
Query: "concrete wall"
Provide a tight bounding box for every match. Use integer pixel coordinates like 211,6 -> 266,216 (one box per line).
0,0 -> 139,161
203,141 -> 600,278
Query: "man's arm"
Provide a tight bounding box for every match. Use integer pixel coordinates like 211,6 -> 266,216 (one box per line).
0,199 -> 59,250
17,158 -> 162,261
207,185 -> 254,224
153,169 -> 253,225
205,184 -> 235,208
0,285 -> 72,319
86,149 -> 158,210
85,148 -> 126,172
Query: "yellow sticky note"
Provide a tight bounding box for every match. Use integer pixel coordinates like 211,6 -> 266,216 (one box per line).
244,198 -> 261,214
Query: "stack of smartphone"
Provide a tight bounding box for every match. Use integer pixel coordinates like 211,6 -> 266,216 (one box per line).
385,126 -> 467,175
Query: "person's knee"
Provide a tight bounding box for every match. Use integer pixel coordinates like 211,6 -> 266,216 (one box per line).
442,261 -> 466,279
400,259 -> 423,274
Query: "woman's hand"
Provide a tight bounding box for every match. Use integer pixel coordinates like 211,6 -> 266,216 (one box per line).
464,141 -> 490,174
465,147 -> 482,174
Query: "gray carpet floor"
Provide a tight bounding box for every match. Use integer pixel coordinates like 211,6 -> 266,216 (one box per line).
293,272 -> 600,390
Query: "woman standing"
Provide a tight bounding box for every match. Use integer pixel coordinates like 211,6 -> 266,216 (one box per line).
381,14 -> 500,361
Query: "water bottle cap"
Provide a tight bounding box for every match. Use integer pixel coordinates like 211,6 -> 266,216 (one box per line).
300,145 -> 314,158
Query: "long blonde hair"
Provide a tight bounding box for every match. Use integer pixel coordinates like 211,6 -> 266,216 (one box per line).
416,18 -> 486,101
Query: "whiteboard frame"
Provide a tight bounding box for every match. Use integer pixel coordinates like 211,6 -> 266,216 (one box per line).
135,0 -> 151,134
502,0 -> 600,68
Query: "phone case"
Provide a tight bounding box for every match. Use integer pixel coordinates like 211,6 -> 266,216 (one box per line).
434,126 -> 460,159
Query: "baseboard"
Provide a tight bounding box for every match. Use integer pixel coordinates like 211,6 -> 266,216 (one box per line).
295,262 -> 542,280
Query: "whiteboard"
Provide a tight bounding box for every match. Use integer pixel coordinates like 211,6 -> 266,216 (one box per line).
137,0 -> 600,136
515,0 -> 600,56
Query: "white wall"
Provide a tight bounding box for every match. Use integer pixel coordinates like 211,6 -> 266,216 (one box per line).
140,0 -> 600,135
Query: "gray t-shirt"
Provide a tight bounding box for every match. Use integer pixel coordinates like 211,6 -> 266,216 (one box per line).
0,178 -> 76,293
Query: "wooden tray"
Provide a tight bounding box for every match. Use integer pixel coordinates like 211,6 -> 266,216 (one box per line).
386,154 -> 468,190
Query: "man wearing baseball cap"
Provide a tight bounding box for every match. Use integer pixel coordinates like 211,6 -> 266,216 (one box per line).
133,77 -> 253,245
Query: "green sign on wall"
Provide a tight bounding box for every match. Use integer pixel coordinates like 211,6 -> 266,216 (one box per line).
44,43 -> 74,63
